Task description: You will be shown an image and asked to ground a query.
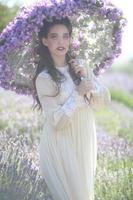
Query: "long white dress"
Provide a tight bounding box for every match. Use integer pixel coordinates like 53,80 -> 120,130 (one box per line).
35,63 -> 111,200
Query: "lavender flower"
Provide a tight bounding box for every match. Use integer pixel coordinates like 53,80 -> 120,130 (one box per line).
97,130 -> 133,160
0,131 -> 53,200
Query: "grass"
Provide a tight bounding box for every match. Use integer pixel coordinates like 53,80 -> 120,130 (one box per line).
110,89 -> 133,110
95,157 -> 133,200
95,107 -> 121,135
118,120 -> 133,142
95,102 -> 133,143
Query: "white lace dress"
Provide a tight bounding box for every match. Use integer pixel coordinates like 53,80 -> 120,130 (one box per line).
35,64 -> 111,200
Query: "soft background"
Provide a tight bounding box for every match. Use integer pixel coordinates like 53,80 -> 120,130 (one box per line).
0,0 -> 133,200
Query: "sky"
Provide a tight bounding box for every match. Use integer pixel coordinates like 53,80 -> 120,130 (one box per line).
110,0 -> 133,62
1,0 -> 133,62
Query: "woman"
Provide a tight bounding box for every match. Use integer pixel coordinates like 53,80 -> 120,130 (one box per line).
34,17 -> 110,200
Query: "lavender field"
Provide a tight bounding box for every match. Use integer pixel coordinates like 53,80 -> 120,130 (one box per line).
0,67 -> 133,200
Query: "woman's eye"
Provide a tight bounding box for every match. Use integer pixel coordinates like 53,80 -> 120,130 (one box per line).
50,34 -> 69,39
51,35 -> 57,39
64,35 -> 69,39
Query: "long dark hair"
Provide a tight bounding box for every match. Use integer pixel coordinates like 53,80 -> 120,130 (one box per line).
32,17 -> 88,112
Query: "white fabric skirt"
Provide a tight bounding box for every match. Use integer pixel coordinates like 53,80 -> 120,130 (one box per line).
39,106 -> 97,200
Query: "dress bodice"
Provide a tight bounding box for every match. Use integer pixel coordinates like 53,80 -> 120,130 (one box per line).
39,66 -> 87,108
35,63 -> 111,130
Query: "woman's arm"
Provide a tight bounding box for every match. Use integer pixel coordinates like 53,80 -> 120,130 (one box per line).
70,58 -> 111,109
85,67 -> 111,109
35,72 -> 84,130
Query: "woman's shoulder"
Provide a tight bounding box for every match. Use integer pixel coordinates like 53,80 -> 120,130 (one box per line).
35,69 -> 57,96
36,69 -> 55,85
37,69 -> 50,79
35,69 -> 54,88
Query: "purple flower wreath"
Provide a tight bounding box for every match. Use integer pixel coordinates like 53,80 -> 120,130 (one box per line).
0,0 -> 126,97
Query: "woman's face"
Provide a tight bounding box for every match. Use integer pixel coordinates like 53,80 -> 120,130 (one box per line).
42,24 -> 71,58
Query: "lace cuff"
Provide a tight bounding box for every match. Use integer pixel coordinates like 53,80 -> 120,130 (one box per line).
82,66 -> 111,108
61,92 -> 79,117
90,78 -> 103,94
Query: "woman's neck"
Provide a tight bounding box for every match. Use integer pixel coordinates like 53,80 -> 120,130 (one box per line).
52,55 -> 67,68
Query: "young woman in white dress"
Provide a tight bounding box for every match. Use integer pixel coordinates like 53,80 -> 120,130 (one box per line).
34,17 -> 110,200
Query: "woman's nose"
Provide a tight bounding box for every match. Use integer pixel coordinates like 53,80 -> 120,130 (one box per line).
58,37 -> 65,45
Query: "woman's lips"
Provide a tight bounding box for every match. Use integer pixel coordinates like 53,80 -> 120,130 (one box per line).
56,47 -> 65,51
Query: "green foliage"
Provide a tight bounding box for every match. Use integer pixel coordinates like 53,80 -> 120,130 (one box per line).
95,157 -> 133,200
95,101 -> 133,142
95,107 -> 121,135
110,89 -> 133,110
0,3 -> 19,32
118,119 -> 133,142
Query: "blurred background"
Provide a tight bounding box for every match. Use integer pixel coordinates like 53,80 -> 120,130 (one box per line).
0,1 -> 133,200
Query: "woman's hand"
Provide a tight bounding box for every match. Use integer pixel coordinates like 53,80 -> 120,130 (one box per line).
69,59 -> 97,96
76,78 -> 96,96
69,59 -> 87,78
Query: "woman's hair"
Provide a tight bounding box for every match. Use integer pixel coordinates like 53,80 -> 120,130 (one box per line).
32,17 -> 87,112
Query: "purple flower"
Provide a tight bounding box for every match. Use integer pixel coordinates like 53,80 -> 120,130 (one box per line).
90,0 -> 96,4
98,7 -> 107,16
71,40 -> 80,50
0,131 -> 49,199
106,8 -> 123,21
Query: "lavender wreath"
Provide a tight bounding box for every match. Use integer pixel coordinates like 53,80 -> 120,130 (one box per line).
0,0 -> 126,97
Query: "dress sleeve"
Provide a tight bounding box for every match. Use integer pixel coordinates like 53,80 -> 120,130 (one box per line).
89,71 -> 111,108
86,67 -> 111,109
35,72 -> 83,130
